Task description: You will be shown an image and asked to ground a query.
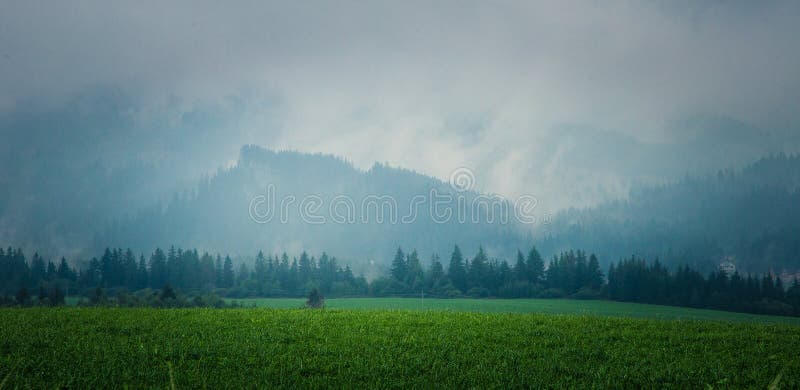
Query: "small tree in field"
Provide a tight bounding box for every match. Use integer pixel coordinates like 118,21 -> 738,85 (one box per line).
306,288 -> 324,309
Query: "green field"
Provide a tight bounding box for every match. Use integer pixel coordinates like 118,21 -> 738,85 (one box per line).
1,307 -> 799,388
231,297 -> 800,325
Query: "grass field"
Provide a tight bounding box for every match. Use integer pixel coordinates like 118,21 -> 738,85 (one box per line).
231,297 -> 800,325
1,307 -> 799,388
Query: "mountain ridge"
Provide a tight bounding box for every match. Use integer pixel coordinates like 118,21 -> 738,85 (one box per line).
98,145 -> 532,275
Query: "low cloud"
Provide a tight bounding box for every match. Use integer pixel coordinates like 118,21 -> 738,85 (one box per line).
1,1 -> 799,211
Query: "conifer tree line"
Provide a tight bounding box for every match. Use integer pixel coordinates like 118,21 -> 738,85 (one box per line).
372,246 -> 603,299
0,246 -> 368,299
608,257 -> 800,316
1,244 -> 799,316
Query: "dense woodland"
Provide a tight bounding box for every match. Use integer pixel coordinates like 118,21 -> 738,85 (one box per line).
1,244 -> 799,316
607,258 -> 800,316
98,146 -> 529,267
4,147 -> 800,278
544,154 -> 800,273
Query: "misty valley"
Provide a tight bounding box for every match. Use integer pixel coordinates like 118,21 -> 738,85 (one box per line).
2,150 -> 800,387
3,1 -> 800,388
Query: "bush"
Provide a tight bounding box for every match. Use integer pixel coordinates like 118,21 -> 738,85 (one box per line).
571,287 -> 602,300
538,288 -> 565,299
754,299 -> 794,316
466,287 -> 490,298
368,278 -> 392,297
159,285 -> 177,301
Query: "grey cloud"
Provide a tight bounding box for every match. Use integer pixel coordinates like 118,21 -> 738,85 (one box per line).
0,0 -> 799,215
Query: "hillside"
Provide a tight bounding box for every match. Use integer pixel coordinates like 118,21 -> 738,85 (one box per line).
6,143 -> 800,276
541,154 -> 800,273
98,145 -> 530,274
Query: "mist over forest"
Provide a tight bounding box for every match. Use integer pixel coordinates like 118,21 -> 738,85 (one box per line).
4,2 -> 800,387
2,134 -> 800,279
1,1 -> 799,278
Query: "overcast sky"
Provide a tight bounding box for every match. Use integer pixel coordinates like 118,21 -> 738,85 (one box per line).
1,1 -> 799,211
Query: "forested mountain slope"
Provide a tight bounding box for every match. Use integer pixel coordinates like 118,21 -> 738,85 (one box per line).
541,154 -> 800,273
99,146 -> 529,274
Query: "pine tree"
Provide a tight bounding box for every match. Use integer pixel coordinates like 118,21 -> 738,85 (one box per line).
574,250 -> 588,291
607,262 -> 618,298
8,248 -> 29,290
390,247 -> 407,282
762,274 -> 776,300
254,251 -> 267,284
199,253 -> 216,289
513,250 -> 527,281
343,264 -> 355,283
166,246 -> 183,288
587,254 -> 603,289
526,247 -> 545,284
123,249 -> 138,290
266,254 -> 276,281
447,245 -> 467,292
546,255 -> 561,290
237,263 -> 250,285
427,254 -> 445,289
497,260 -> 512,289
215,255 -> 223,287
183,249 -> 201,289
137,255 -> 149,289
288,258 -> 299,293
29,253 -> 46,286
787,278 -> 800,313
278,253 -> 290,290
46,261 -> 57,281
317,252 -> 332,292
298,251 -> 314,284
0,248 -> 6,287
149,248 -> 167,289
56,257 -> 73,281
405,250 -> 424,287
100,248 -> 115,287
86,257 -> 102,287
222,256 -> 235,288
467,247 -> 489,289
775,277 -> 785,300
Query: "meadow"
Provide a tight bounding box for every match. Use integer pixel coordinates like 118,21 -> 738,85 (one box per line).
1,306 -> 799,388
232,297 -> 800,325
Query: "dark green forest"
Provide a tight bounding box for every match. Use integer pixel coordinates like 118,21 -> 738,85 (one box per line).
2,244 -> 799,316
4,147 -> 800,280
543,154 -> 800,273
98,146 -> 529,267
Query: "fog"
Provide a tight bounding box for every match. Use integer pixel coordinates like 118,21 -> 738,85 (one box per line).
1,1 -> 799,259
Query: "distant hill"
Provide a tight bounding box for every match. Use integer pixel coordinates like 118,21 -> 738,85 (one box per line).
540,154 -> 800,274
98,145 -> 530,275
5,139 -> 799,276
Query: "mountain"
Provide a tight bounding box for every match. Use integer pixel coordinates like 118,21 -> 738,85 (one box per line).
97,145 -> 531,276
540,154 -> 800,274
6,139 -> 799,276
0,92 -> 257,258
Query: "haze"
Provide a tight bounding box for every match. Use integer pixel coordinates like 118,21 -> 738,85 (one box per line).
2,1 -> 799,209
